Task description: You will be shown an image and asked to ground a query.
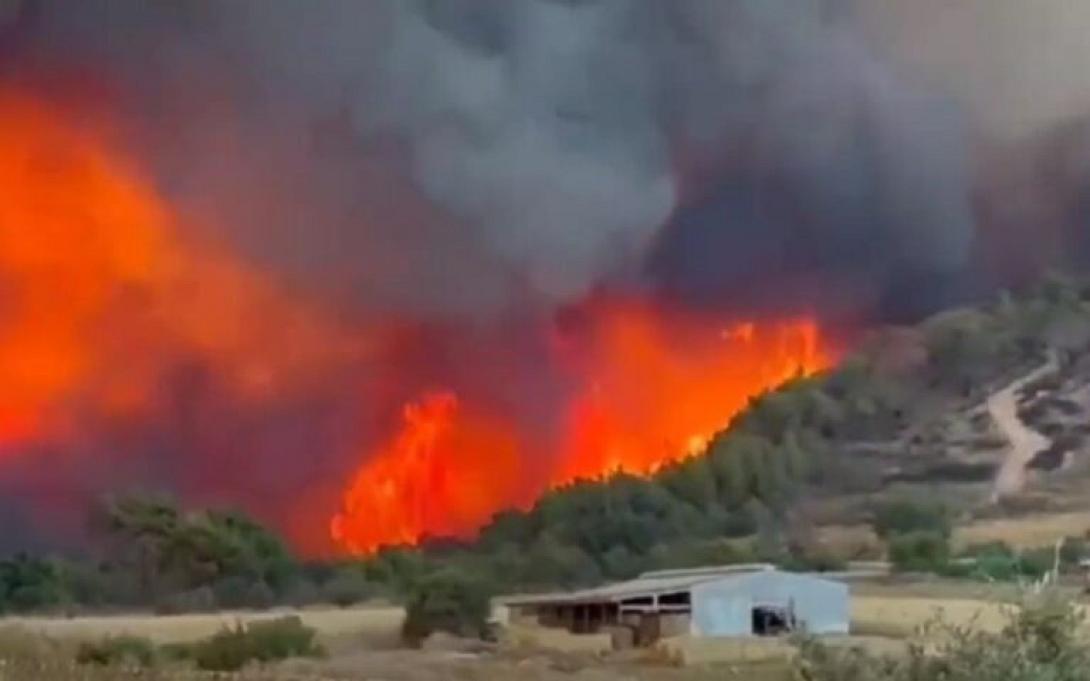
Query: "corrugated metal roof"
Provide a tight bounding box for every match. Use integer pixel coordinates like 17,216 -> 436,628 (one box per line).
503,564 -> 779,607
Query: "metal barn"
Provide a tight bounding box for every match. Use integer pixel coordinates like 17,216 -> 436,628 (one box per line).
504,565 -> 849,645
689,569 -> 849,636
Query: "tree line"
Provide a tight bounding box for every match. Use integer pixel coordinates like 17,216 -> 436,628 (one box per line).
6,273 -> 1090,612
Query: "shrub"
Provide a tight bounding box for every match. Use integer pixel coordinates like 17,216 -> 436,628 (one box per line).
647,539 -> 755,572
190,626 -> 252,672
1060,536 -> 1088,567
795,591 -> 1090,681
888,531 -> 950,573
782,546 -> 847,573
154,586 -> 216,614
282,578 -> 321,607
213,577 -> 276,610
321,569 -> 374,607
956,542 -> 1054,581
76,636 -> 156,668
871,498 -> 951,540
190,616 -> 324,672
246,581 -> 277,610
401,569 -> 493,646
212,576 -> 252,609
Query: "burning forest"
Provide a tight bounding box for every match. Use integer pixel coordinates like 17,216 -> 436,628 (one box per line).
1,0 -> 1090,558
0,77 -> 838,555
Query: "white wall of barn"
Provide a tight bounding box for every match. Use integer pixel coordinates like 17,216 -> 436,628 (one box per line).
689,571 -> 850,636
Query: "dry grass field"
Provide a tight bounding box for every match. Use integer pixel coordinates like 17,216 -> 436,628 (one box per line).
0,574 -> 1083,680
3,605 -> 405,649
819,510 -> 1090,554
851,595 -> 1011,637
954,511 -> 1090,549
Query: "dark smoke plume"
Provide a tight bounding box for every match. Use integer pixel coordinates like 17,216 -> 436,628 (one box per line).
1,0 -> 1089,550
4,0 -> 984,315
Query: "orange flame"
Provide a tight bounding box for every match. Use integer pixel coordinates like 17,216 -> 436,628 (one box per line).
551,304 -> 830,483
0,84 -> 838,556
0,89 -> 169,445
332,303 -> 836,555
0,87 -> 365,459
331,391 -> 522,555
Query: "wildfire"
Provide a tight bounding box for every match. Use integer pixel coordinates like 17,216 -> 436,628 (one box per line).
0,89 -> 169,445
0,81 -> 367,536
332,303 -> 835,555
331,391 -> 522,555
551,304 -> 831,483
0,84 -> 838,557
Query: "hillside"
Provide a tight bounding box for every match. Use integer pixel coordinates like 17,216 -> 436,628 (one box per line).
390,273 -> 1090,590
7,274 -> 1090,616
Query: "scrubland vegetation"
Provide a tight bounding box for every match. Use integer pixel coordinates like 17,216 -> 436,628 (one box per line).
5,275 -> 1090,677
7,275 -> 1090,619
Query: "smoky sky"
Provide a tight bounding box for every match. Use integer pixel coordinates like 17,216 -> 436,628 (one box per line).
2,0 -> 1090,551
1,0 -> 1010,322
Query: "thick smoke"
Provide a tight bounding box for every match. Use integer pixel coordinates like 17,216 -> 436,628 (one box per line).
3,0 -> 984,317
1,0 -> 1089,550
643,0 -> 975,319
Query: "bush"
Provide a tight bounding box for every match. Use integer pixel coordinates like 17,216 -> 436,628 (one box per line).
321,569 -> 375,607
888,531 -> 950,573
189,616 -> 324,672
647,539 -> 755,572
871,498 -> 951,540
781,547 -> 847,573
1060,536 -> 1088,567
282,578 -> 321,608
795,591 -> 1090,681
154,586 -> 217,614
212,576 -> 252,609
401,570 -> 493,646
213,577 -> 276,610
190,627 -> 251,672
955,542 -> 1054,581
76,636 -> 156,668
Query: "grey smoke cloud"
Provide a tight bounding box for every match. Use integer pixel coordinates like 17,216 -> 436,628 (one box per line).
372,0 -> 676,298
3,0 -> 1088,549
4,0 -> 985,318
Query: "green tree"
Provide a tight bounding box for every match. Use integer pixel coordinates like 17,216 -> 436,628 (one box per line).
0,555 -> 68,613
888,531 -> 950,573
401,569 -> 493,646
871,498 -> 951,540
94,494 -> 182,600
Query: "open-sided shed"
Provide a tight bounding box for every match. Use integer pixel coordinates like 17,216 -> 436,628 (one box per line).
504,565 -> 849,645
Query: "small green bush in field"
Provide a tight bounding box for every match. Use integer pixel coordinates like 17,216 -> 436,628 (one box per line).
888,530 -> 950,572
795,591 -> 1090,681
871,498 -> 951,540
401,569 -> 493,646
190,615 -> 324,672
76,636 -> 156,668
190,626 -> 251,672
321,568 -> 375,607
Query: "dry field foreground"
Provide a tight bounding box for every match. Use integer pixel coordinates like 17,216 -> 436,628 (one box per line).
0,596 -> 1017,647
2,605 -> 405,648
0,592 -> 1076,679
